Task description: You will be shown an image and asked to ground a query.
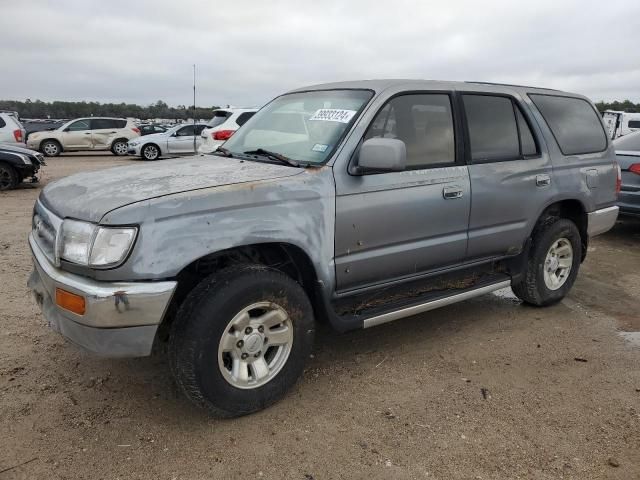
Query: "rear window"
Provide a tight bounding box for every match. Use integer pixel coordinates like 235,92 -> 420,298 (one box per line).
236,112 -> 255,127
628,120 -> 640,129
207,111 -> 231,128
529,94 -> 607,155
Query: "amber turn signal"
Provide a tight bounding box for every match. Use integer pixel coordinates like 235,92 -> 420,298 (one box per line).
55,288 -> 86,315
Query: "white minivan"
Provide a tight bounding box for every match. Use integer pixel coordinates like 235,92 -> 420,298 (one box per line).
602,110 -> 640,139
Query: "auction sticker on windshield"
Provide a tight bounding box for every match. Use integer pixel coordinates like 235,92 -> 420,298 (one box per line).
309,109 -> 357,123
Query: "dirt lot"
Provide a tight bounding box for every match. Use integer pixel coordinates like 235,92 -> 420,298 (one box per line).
1,154 -> 639,479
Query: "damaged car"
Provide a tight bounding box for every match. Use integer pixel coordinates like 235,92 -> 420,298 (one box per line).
27,80 -> 619,417
0,144 -> 45,190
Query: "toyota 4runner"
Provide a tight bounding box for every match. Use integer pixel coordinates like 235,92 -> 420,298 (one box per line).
28,80 -> 619,417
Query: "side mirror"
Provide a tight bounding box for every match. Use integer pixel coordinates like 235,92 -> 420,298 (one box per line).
355,138 -> 406,173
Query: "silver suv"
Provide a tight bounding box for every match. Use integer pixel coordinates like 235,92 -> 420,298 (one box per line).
26,117 -> 140,156
28,80 -> 619,417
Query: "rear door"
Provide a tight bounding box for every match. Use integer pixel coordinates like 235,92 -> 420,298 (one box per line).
334,92 -> 470,292
462,93 -> 553,260
90,119 -> 122,150
61,119 -> 92,149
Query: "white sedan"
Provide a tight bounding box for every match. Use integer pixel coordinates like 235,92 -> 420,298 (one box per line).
128,123 -> 208,160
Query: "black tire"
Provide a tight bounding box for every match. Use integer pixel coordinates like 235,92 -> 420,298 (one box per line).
512,218 -> 582,306
111,139 -> 128,156
141,143 -> 160,160
0,162 -> 19,191
40,140 -> 61,157
169,265 -> 315,417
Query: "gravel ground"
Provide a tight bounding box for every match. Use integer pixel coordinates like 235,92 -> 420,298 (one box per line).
1,154 -> 639,479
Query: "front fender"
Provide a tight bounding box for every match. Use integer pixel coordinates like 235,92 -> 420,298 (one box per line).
94,167 -> 337,290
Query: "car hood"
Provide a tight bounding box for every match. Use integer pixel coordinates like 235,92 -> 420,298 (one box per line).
0,143 -> 40,155
135,132 -> 169,142
40,156 -> 303,222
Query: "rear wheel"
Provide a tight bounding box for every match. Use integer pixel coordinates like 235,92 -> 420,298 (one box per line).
111,139 -> 128,156
512,218 -> 581,306
169,265 -> 315,417
141,144 -> 159,160
0,162 -> 18,190
41,140 -> 61,157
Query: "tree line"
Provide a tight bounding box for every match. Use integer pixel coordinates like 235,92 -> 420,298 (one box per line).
594,100 -> 639,113
0,99 -> 221,120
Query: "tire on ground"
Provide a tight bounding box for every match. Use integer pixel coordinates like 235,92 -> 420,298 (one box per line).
169,264 -> 315,417
41,140 -> 61,157
0,162 -> 19,190
512,218 -> 582,306
111,139 -> 128,156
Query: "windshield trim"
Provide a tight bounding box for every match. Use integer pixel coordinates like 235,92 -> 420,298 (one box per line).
225,88 -> 375,167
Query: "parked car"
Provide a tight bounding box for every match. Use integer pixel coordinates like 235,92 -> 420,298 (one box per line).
0,111 -> 27,147
26,117 -> 140,157
198,108 -> 258,153
138,124 -> 167,136
602,110 -> 640,140
0,144 -> 44,190
28,80 -> 619,417
127,123 -> 208,160
613,130 -> 640,216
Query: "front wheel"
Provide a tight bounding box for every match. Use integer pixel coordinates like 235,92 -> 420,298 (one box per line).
0,162 -> 18,190
141,144 -> 159,160
512,218 -> 582,306
169,265 -> 315,417
41,140 -> 61,157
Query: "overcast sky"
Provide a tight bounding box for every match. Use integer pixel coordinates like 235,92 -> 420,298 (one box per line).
1,0 -> 639,107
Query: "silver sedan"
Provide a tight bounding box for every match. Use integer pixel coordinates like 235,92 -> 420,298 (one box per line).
127,123 -> 208,160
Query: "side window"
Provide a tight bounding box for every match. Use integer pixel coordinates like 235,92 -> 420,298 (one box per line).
113,119 -> 126,128
463,95 -> 519,162
67,119 -> 90,131
194,125 -> 206,135
0,117 -> 6,128
529,94 -> 607,155
91,119 -> 115,130
515,107 -> 538,156
236,112 -> 255,127
365,94 -> 456,169
628,120 -> 640,129
176,125 -> 195,136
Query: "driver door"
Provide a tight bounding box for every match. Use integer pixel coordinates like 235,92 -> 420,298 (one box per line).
167,125 -> 198,153
62,119 -> 92,150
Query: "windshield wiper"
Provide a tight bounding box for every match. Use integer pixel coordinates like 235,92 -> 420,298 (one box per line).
212,146 -> 234,157
243,148 -> 300,167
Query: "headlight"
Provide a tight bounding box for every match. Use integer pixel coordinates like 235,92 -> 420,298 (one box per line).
17,153 -> 32,165
58,220 -> 137,268
90,227 -> 137,267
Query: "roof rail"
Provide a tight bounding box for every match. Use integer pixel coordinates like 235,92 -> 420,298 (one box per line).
465,81 -> 560,91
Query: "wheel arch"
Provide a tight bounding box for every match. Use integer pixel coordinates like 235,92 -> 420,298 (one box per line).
157,242 -> 322,341
39,138 -> 63,152
532,198 -> 588,261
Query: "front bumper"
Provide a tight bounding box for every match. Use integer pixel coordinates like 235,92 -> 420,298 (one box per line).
127,144 -> 142,155
27,234 -> 177,357
586,206 -> 619,236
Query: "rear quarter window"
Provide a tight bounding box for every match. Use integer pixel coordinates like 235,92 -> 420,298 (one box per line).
529,94 -> 607,155
0,117 -> 6,128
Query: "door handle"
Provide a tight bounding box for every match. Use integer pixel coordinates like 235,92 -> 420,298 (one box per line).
536,174 -> 551,187
443,186 -> 463,199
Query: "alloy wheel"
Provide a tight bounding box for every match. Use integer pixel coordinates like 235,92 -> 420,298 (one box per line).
543,238 -> 573,290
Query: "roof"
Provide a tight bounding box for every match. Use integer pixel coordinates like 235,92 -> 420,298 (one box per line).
287,79 -> 584,99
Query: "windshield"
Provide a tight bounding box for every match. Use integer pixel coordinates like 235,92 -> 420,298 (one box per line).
222,89 -> 373,164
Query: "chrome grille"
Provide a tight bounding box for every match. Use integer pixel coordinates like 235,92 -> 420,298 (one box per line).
32,201 -> 62,265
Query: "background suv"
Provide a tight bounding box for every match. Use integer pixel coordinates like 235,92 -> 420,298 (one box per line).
198,108 -> 258,153
0,111 -> 27,147
26,117 -> 140,157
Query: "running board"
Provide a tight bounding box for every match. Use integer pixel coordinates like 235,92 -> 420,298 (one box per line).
362,280 -> 511,328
